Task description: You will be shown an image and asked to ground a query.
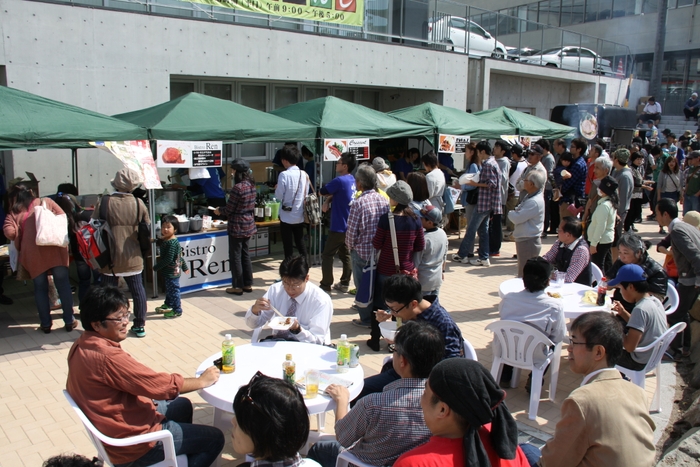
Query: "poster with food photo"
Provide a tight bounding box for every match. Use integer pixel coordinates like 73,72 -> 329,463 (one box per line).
519,136 -> 540,149
324,139 -> 347,161
91,140 -> 162,189
438,134 -> 456,153
579,113 -> 598,140
157,141 -> 192,167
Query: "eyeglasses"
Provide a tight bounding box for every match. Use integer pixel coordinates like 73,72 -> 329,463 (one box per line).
244,371 -> 266,406
384,303 -> 408,315
282,280 -> 305,290
567,337 -> 597,348
103,313 -> 131,323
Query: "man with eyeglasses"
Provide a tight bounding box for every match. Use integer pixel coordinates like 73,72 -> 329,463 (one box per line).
308,321 -> 444,467
519,312 -> 655,467
66,286 -> 224,467
245,254 -> 333,345
354,274 -> 464,402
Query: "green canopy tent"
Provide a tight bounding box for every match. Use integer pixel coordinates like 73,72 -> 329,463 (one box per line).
270,96 -> 433,140
0,85 -> 149,150
388,102 -> 516,141
114,92 -> 316,142
474,106 -> 575,139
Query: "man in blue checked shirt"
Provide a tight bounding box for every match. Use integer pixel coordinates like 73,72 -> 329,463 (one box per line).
308,321 -> 445,467
557,138 -> 588,221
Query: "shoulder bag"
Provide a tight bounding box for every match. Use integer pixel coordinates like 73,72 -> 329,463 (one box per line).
135,197 -> 151,253
301,171 -> 321,226
35,198 -> 69,247
388,212 -> 418,279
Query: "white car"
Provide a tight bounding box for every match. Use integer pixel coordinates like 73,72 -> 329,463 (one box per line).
428,16 -> 507,58
521,46 -> 613,74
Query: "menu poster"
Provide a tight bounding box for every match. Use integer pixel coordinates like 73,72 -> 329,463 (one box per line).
191,142 -> 223,167
519,136 -> 541,150
347,138 -> 370,160
323,138 -> 370,161
156,140 -> 223,168
438,134 -> 470,154
91,140 -> 162,190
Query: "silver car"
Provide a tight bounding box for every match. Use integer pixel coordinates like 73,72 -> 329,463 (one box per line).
521,46 -> 613,74
429,16 -> 507,58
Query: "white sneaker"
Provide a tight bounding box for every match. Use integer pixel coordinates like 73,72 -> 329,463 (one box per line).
469,258 -> 490,267
451,254 -> 470,264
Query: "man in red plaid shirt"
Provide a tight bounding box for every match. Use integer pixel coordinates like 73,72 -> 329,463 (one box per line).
453,141 -> 502,267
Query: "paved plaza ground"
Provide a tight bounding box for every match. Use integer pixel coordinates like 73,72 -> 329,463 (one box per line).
0,217 -> 678,466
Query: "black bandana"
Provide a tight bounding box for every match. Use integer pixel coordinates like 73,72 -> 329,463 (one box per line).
429,359 -> 518,467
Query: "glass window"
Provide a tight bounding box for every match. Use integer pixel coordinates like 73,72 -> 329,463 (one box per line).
450,17 -> 466,29
598,0 -> 613,20
560,0 -> 572,26
585,0 -> 599,22
238,84 -> 267,160
240,84 -> 266,111
527,3 -> 539,31
334,89 -> 355,102
170,81 -> 195,100
274,87 -> 299,109
571,0 -> 584,24
203,83 -> 232,100
306,88 -> 328,101
539,1 -> 561,26
579,48 -> 596,58
361,90 -> 380,110
469,21 -> 488,37
678,0 -> 693,5
642,0 -> 658,13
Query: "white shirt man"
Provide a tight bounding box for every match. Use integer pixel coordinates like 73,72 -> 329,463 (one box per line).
245,256 -> 333,345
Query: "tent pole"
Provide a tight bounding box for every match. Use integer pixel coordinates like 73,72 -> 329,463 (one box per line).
71,148 -> 79,188
149,142 -> 159,299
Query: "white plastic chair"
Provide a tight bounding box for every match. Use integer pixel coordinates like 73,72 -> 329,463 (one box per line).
615,322 -> 686,413
663,281 -> 679,316
463,339 -> 478,361
336,449 -> 379,467
590,262 -> 603,286
63,390 -> 188,467
486,320 -> 562,421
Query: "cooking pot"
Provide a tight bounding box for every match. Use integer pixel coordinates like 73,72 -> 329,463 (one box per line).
189,217 -> 203,232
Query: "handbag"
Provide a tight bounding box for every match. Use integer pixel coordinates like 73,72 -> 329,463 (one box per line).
465,188 -> 479,205
388,212 -> 418,279
663,254 -> 678,278
35,198 -> 69,247
354,249 -> 378,308
302,172 -> 321,226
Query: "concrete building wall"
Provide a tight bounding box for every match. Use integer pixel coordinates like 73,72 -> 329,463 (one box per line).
0,0 -> 470,193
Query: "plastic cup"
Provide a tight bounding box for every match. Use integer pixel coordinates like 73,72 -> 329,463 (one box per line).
305,370 -> 319,399
555,271 -> 566,288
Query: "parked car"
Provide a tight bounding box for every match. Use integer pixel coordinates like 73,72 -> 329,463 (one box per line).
521,46 -> 613,74
428,16 -> 507,58
506,47 -> 540,61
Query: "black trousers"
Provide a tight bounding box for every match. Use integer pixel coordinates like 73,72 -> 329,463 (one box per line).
280,221 -> 307,259
670,283 -> 698,352
591,242 -> 613,274
228,236 -> 253,289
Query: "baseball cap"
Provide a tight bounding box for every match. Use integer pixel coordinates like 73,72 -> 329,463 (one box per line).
607,264 -> 647,287
418,205 -> 442,225
231,159 -> 250,172
528,144 -> 544,156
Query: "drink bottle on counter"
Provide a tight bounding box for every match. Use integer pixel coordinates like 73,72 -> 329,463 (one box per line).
337,334 -> 350,373
596,277 -> 607,306
221,334 -> 235,374
283,353 -> 296,385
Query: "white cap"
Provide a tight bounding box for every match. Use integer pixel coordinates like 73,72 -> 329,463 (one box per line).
341,334 -> 347,340
225,334 -> 231,339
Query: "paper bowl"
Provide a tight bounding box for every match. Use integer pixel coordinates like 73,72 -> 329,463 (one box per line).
379,321 -> 397,340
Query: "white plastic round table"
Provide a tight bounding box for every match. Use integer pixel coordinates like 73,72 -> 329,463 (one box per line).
498,278 -> 611,319
196,341 -> 364,431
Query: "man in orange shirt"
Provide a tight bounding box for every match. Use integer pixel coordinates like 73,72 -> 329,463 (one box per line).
66,286 -> 224,467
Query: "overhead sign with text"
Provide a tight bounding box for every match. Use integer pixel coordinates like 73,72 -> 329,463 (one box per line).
323,138 -> 370,161
186,0 -> 364,26
156,140 -> 223,168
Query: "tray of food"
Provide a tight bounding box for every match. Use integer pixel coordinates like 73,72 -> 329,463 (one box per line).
211,220 -> 228,230
268,316 -> 296,330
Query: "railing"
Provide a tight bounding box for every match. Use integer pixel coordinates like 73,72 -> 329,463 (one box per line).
41,0 -> 632,76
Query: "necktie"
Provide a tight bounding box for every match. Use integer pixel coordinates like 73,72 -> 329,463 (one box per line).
275,298 -> 298,340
